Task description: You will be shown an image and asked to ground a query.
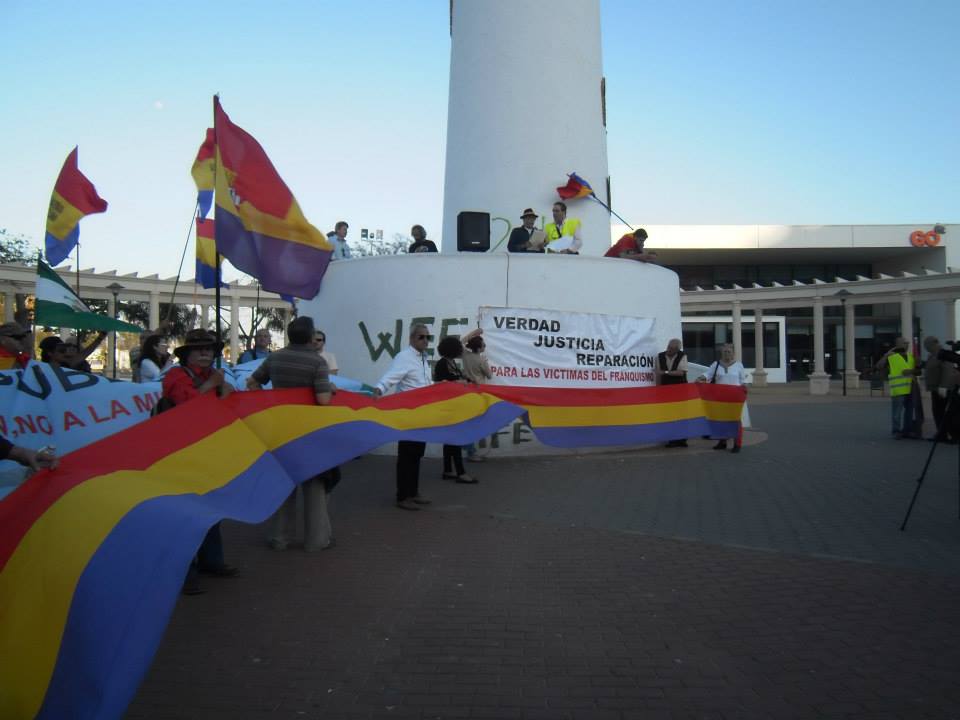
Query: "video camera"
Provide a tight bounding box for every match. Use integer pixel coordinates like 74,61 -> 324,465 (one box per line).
938,340 -> 960,365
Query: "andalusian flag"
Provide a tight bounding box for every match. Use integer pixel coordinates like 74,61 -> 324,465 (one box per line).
34,259 -> 143,333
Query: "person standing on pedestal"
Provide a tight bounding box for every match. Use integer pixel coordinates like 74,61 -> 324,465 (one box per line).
543,202 -> 582,254
508,208 -> 546,253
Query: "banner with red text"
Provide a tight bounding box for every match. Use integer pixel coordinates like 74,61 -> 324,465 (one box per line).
479,306 -> 658,388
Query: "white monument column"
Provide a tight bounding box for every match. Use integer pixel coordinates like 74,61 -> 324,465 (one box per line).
2,292 -> 14,322
751,308 -> 767,387
809,297 -> 830,394
442,0 -> 610,256
900,290 -> 913,342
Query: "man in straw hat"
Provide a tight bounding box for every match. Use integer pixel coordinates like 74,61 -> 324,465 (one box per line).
507,208 -> 546,253
161,328 -> 238,594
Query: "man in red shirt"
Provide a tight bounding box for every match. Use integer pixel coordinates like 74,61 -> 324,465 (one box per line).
604,228 -> 658,263
162,329 -> 237,593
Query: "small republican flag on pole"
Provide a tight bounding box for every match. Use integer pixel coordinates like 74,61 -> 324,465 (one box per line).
44,148 -> 108,267
556,172 -> 595,201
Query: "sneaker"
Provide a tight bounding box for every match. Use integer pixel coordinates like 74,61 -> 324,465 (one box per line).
411,495 -> 432,505
713,441 -> 728,450
466,455 -> 485,463
396,499 -> 421,511
455,474 -> 479,484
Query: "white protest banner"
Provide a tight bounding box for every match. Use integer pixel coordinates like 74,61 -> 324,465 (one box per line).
479,306 -> 658,388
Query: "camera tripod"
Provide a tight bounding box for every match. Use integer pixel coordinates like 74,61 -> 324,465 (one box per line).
900,386 -> 960,531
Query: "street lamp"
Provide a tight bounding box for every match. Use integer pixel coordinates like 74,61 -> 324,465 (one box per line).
835,289 -> 852,396
105,282 -> 124,379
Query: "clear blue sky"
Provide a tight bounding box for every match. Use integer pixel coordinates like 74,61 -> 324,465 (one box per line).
1,0 -> 957,278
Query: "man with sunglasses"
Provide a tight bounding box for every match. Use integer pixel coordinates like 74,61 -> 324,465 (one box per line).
0,322 -> 31,370
373,324 -> 433,510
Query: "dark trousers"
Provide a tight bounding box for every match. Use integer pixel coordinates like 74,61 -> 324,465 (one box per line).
196,523 -> 225,570
396,441 -> 425,502
443,445 -> 465,476
931,391 -> 956,440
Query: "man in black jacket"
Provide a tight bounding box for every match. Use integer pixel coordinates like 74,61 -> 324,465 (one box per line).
507,208 -> 546,253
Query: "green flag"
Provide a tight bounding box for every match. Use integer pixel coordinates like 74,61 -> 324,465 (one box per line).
34,259 -> 143,333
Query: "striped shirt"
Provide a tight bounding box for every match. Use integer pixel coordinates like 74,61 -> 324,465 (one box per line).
251,344 -> 331,395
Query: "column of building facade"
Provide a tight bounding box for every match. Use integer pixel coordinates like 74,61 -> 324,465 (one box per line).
844,299 -> 859,389
808,296 -> 830,394
229,291 -> 241,363
945,299 -> 956,343
200,304 -> 210,331
731,300 -> 742,363
900,290 -> 913,342
149,291 -> 160,331
2,292 -> 14,322
751,307 -> 767,387
106,296 -> 116,376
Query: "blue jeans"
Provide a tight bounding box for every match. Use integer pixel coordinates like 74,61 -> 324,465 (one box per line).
891,394 -> 914,435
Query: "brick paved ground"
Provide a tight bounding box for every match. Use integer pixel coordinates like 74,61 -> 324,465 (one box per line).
128,393 -> 960,719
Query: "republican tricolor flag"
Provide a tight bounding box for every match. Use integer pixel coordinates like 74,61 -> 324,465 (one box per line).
44,148 -> 108,266
212,97 -> 332,299
557,172 -> 595,201
191,128 -> 216,220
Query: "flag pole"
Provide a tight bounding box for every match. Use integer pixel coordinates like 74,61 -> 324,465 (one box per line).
212,94 -> 223,368
164,200 -> 201,325
588,193 -> 634,230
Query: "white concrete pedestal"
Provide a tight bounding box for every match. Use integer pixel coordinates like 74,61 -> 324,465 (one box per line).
808,372 -> 831,395
844,370 -> 861,390
751,369 -> 768,388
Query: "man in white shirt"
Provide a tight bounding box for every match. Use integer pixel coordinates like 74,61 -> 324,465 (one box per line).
328,221 -> 353,261
374,323 -> 433,510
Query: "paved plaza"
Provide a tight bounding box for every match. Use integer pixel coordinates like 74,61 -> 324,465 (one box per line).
128,389 -> 960,719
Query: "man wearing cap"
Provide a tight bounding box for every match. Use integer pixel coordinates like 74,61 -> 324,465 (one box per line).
543,201 -> 583,254
508,209 -> 547,253
605,228 -> 658,263
0,322 -> 31,370
247,316 -> 337,552
161,329 -> 237,591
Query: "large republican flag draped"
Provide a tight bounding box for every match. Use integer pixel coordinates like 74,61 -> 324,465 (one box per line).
44,148 -> 108,267
213,97 -> 332,299
0,382 -> 744,719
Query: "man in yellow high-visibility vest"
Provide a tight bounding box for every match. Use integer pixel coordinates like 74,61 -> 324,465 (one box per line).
543,201 -> 583,254
875,337 -> 923,438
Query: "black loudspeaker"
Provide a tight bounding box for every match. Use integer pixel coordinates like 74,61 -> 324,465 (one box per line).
457,211 -> 490,252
